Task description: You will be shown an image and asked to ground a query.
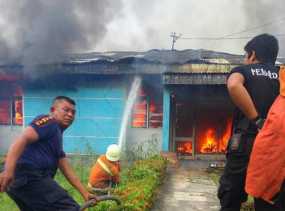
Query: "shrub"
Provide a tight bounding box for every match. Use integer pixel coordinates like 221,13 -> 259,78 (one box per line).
0,155 -> 167,211
92,155 -> 167,211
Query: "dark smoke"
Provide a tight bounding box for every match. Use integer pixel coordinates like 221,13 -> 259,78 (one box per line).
0,0 -> 284,65
0,0 -> 123,67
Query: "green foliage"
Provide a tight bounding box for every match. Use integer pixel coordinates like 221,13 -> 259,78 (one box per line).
111,156 -> 167,211
86,155 -> 167,211
0,155 -> 4,163
0,154 -> 166,211
55,154 -> 98,205
241,202 -> 255,211
0,193 -> 18,211
0,158 -> 4,172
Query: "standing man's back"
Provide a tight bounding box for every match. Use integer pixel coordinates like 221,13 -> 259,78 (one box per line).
231,62 -> 279,135
218,34 -> 280,211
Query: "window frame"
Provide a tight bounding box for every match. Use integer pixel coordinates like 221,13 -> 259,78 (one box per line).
0,96 -> 23,126
131,95 -> 162,129
12,96 -> 23,126
131,95 -> 149,128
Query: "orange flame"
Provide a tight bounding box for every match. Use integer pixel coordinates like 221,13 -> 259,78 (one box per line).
201,128 -> 218,153
220,118 -> 232,152
132,100 -> 147,127
200,117 -> 232,153
176,141 -> 192,154
14,99 -> 23,125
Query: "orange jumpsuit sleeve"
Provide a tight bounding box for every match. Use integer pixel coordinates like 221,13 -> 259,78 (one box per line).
246,95 -> 285,202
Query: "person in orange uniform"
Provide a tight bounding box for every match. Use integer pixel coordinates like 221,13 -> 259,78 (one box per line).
88,144 -> 121,189
246,66 -> 285,210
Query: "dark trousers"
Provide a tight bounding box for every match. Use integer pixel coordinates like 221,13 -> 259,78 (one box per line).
255,198 -> 282,211
6,167 -> 80,211
218,134 -> 283,211
218,151 -> 249,211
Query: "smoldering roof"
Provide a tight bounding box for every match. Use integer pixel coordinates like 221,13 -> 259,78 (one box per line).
68,49 -> 245,65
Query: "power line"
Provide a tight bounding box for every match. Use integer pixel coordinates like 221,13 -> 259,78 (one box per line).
172,16 -> 285,44
222,16 -> 285,38
180,34 -> 285,41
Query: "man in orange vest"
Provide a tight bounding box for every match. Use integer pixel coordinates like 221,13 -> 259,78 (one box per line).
88,144 -> 121,189
246,66 -> 285,210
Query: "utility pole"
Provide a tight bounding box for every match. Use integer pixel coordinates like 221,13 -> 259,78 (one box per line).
170,32 -> 182,50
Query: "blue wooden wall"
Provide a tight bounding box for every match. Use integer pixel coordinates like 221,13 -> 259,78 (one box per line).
162,88 -> 170,151
23,78 -> 126,154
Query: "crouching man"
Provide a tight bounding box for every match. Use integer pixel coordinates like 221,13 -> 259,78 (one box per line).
88,144 -> 121,190
0,96 -> 94,211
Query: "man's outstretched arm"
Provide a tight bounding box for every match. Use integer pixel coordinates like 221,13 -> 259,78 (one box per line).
58,157 -> 94,201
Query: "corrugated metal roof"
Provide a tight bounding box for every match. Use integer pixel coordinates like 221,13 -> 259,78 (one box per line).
69,49 -> 245,65
2,49 -> 284,75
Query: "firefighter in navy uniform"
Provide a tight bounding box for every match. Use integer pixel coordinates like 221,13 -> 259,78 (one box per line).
0,96 -> 95,211
218,34 -> 280,211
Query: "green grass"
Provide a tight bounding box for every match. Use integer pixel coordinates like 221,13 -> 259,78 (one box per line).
0,155 -> 96,210
0,193 -> 18,211
0,155 -> 167,211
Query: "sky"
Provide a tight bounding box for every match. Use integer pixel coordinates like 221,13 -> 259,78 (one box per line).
0,0 -> 284,65
96,0 -> 285,55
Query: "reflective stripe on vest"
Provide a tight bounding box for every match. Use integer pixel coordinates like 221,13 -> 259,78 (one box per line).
98,158 -> 113,176
87,182 -> 93,189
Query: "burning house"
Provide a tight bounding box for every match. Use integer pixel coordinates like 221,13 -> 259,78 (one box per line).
1,49 -> 283,159
0,68 -> 23,152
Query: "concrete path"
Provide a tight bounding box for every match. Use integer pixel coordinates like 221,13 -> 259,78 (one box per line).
152,160 -> 221,211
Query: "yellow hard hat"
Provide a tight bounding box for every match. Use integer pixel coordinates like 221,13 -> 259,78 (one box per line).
106,144 -> 121,162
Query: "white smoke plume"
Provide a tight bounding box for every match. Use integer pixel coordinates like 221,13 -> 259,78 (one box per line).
96,0 -> 285,57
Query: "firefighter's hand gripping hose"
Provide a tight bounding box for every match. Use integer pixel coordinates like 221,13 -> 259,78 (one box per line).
80,195 -> 121,211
